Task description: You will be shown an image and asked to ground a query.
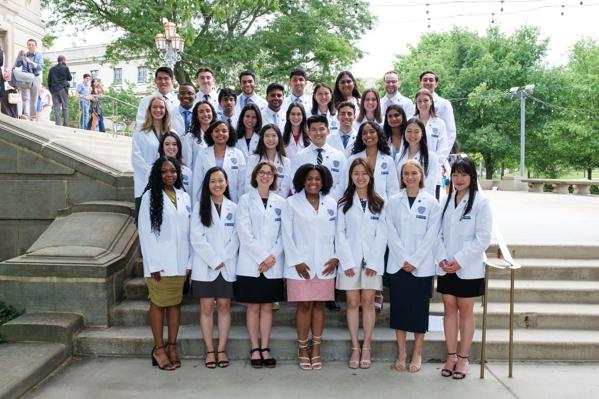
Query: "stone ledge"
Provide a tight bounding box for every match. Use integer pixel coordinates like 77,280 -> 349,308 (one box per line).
0,313 -> 83,350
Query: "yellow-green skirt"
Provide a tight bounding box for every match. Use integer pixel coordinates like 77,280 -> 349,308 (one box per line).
145,275 -> 186,307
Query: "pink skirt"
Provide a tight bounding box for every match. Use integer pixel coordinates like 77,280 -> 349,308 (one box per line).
286,277 -> 335,302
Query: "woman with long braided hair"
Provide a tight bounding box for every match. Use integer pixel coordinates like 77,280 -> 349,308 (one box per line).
138,156 -> 192,371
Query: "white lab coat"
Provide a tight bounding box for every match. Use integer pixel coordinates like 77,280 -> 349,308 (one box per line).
245,154 -> 292,198
417,115 -> 450,165
171,107 -> 193,138
435,191 -> 493,279
233,94 -> 267,120
433,92 -> 456,151
395,149 -> 440,197
261,106 -> 286,132
235,132 -> 260,160
181,165 -> 193,196
282,192 -> 338,280
191,145 -> 246,205
236,189 -> 286,278
386,189 -> 441,277
345,150 -> 400,201
284,133 -> 308,161
291,143 -> 347,200
135,91 -> 179,128
327,128 -> 357,158
381,92 -> 415,119
189,197 -> 239,282
138,188 -> 191,277
180,131 -> 207,171
336,193 -> 387,275
131,128 -> 160,198
282,94 -> 310,114
195,89 -> 219,109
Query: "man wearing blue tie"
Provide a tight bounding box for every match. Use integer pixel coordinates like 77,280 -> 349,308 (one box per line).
282,69 -> 309,112
172,82 -> 196,137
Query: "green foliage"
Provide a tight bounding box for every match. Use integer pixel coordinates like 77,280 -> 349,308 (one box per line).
42,0 -> 375,89
101,83 -> 141,127
0,301 -> 24,342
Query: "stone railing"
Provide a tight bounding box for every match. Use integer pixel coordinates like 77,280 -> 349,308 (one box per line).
522,179 -> 598,195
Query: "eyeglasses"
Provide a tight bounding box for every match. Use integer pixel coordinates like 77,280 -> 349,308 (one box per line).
257,171 -> 275,177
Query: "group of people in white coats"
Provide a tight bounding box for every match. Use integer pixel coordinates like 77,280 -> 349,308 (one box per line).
132,65 -> 491,379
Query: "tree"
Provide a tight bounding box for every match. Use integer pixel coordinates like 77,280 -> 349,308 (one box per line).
393,26 -> 550,178
42,0 -> 375,88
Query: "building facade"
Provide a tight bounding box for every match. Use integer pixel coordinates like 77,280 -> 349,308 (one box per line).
0,0 -> 45,63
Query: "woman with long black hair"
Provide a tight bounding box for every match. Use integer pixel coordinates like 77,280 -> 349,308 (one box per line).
332,70 -> 361,109
437,156 -> 492,380
138,156 -> 191,371
382,104 -> 407,160
282,102 -> 310,160
235,103 -> 263,160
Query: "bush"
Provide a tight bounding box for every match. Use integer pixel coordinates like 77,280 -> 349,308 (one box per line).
591,185 -> 599,195
0,301 -> 24,342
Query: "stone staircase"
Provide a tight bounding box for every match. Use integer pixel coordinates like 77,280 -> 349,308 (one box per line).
74,245 -> 599,362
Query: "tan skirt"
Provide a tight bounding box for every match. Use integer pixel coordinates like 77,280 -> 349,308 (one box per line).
145,275 -> 186,307
336,268 -> 382,291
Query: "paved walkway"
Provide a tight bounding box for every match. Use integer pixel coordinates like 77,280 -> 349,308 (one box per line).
24,358 -> 599,399
484,190 -> 599,246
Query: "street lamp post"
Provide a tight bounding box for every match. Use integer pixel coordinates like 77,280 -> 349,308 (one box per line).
509,84 -> 535,177
154,20 -> 185,71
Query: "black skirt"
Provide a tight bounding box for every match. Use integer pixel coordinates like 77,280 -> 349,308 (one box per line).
437,273 -> 485,298
190,274 -> 234,299
388,270 -> 433,333
234,274 -> 285,303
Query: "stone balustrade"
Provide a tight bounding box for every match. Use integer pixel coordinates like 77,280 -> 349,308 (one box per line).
522,179 -> 598,195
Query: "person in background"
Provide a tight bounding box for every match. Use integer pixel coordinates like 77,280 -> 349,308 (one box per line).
47,55 -> 72,126
419,71 -> 456,151
77,74 -> 91,129
282,69 -> 310,111
15,38 -> 43,120
387,160 -> 441,374
195,67 -> 218,108
38,84 -> 52,123
136,67 -> 179,127
87,78 -> 105,132
138,156 -> 191,371
381,71 -> 414,117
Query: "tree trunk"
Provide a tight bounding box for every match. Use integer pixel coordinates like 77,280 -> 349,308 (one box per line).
484,155 -> 493,180
174,63 -> 189,86
500,165 -> 505,178
588,168 -> 592,180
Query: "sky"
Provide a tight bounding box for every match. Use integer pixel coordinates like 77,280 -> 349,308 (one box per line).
51,0 -> 599,79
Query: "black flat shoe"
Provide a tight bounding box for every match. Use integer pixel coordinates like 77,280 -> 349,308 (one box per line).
325,301 -> 340,311
260,347 -> 277,368
250,348 -> 263,368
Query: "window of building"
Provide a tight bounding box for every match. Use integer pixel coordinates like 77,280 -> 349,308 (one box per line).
70,72 -> 77,88
113,68 -> 123,85
137,66 -> 147,84
90,70 -> 99,79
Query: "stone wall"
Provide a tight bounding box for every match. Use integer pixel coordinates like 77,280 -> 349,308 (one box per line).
0,114 -> 133,261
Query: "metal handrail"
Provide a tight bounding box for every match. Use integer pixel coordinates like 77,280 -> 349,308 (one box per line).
479,184 -> 521,379
102,94 -> 138,109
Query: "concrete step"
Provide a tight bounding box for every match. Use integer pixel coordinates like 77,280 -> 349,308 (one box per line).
0,342 -> 69,399
487,258 -> 599,280
0,313 -> 83,351
124,277 -> 599,304
111,300 -> 599,330
75,325 -> 599,361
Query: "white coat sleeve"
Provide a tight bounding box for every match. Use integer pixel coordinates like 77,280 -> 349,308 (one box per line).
335,208 -> 356,271
440,100 -> 456,150
453,198 -> 493,269
266,201 -> 285,258
405,200 -> 441,269
333,156 -> 348,200
189,209 -> 223,269
135,97 -> 148,127
365,208 -> 388,274
436,119 -> 450,165
137,194 -> 162,274
236,197 -> 269,264
281,202 -> 306,267
386,160 -> 400,199
386,204 -> 406,268
236,154 -> 247,200
131,131 -> 152,192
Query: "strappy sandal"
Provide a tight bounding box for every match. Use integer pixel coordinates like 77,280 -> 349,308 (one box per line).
409,354 -> 422,373
151,345 -> 176,371
452,355 -> 469,380
260,347 -> 277,368
217,350 -> 230,368
297,339 -> 312,370
204,350 -> 217,369
250,347 -> 263,368
348,347 -> 361,369
441,353 -> 457,377
311,336 -> 322,370
394,355 -> 407,372
165,342 -> 181,368
359,347 -> 372,369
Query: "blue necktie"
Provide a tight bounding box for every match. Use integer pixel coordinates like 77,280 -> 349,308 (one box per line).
294,97 -> 302,103
341,134 -> 350,149
273,112 -> 278,125
183,111 -> 191,132
316,148 -> 323,165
